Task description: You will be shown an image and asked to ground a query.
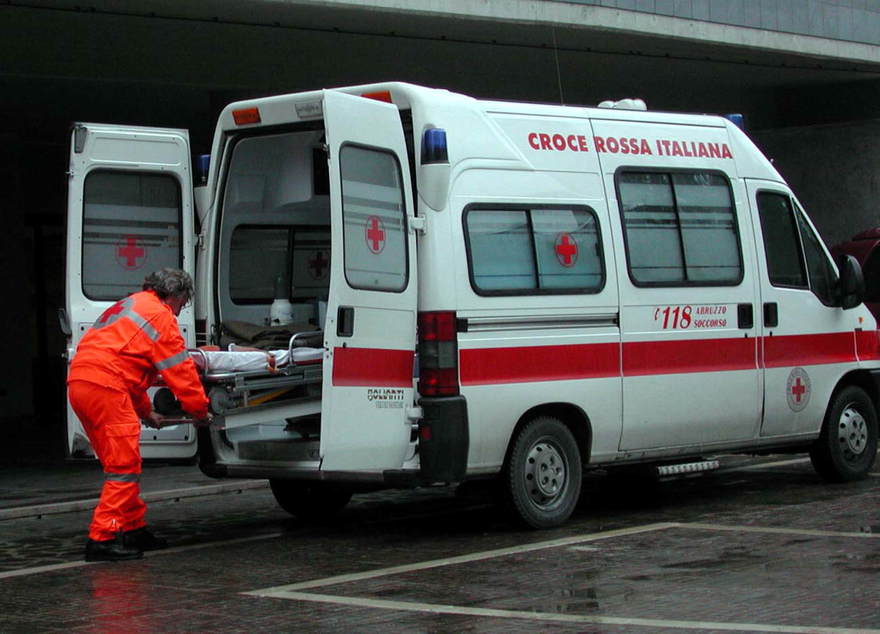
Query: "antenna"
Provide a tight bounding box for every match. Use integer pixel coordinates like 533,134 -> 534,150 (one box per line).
552,27 -> 565,105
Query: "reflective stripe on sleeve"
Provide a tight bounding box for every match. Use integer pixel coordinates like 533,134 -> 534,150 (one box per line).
155,350 -> 189,371
104,472 -> 140,483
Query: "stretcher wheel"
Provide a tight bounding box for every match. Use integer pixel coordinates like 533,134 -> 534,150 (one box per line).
208,386 -> 237,415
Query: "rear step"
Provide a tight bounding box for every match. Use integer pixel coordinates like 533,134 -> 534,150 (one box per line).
656,460 -> 720,478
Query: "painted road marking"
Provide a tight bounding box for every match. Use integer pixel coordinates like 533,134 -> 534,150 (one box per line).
246,523 -> 677,594
245,521 -> 880,632
269,592 -> 878,634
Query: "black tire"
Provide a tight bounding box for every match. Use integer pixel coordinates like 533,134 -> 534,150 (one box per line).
504,416 -> 582,529
269,480 -> 352,521
810,385 -> 878,482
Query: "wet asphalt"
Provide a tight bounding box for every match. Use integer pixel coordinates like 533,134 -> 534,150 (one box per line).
0,453 -> 878,633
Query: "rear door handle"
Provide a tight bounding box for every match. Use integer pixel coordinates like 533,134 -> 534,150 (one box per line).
337,306 -> 354,337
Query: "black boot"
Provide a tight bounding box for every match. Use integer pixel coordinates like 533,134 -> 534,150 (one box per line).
123,527 -> 168,551
85,534 -> 143,562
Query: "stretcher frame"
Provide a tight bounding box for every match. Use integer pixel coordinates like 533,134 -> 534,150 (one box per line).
194,330 -> 324,415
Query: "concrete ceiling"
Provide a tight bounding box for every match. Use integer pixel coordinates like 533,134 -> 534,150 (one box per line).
2,0 -> 880,144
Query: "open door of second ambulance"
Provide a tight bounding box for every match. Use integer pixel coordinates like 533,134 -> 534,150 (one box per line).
319,91 -> 417,472
64,123 -> 198,460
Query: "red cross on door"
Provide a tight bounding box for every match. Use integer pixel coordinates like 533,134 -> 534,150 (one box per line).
554,232 -> 578,267
308,250 -> 329,280
116,236 -> 147,270
365,216 -> 386,254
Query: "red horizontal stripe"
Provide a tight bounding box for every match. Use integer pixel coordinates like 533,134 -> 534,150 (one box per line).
856,330 -> 880,361
460,343 -> 619,386
623,337 -> 757,376
459,331 -> 862,385
332,347 -> 414,387
763,332 -> 855,368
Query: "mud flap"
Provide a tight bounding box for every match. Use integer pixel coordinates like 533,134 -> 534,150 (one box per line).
418,396 -> 469,483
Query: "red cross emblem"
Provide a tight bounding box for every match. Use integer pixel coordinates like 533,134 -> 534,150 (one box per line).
116,236 -> 147,270
786,367 -> 810,412
554,233 -> 578,267
308,250 -> 329,280
92,296 -> 134,329
365,216 -> 386,254
98,302 -> 125,325
791,377 -> 806,403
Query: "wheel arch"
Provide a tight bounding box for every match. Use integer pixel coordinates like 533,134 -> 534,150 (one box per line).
502,402 -> 592,471
831,369 -> 880,411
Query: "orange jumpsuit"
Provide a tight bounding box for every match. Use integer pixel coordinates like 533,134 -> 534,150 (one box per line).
68,290 -> 209,542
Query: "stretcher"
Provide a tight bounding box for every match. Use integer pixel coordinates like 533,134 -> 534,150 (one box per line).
153,330 -> 325,421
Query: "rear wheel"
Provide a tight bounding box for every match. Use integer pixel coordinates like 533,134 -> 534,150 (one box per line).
269,480 -> 352,520
504,416 -> 582,529
810,385 -> 878,482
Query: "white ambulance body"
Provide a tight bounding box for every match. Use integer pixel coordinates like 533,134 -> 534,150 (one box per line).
65,83 -> 879,527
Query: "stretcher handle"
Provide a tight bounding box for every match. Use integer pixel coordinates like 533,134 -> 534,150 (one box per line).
188,348 -> 209,373
143,416 -> 213,429
288,330 -> 323,359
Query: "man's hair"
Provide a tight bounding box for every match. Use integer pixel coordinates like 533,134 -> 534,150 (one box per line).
142,268 -> 194,302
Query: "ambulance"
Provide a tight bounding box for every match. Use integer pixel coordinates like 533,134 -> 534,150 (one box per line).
63,82 -> 879,528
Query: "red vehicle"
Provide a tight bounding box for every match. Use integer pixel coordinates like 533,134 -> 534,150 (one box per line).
832,228 -> 880,321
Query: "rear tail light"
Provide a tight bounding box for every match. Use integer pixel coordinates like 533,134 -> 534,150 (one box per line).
418,311 -> 459,397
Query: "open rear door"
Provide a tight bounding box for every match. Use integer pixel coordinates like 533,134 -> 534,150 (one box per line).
320,91 -> 418,472
64,123 -> 197,459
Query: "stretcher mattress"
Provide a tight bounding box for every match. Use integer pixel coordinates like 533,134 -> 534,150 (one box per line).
189,345 -> 323,374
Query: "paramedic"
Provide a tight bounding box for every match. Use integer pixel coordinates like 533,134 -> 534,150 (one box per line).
67,268 -> 211,562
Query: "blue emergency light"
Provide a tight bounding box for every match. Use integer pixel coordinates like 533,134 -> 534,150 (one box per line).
197,154 -> 211,184
421,128 -> 448,165
724,113 -> 745,130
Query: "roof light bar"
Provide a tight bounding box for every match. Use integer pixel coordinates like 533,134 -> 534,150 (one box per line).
361,90 -> 393,103
232,107 -> 261,126
724,113 -> 745,130
421,128 -> 448,165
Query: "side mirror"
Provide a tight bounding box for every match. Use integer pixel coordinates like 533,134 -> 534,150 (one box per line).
837,254 -> 865,310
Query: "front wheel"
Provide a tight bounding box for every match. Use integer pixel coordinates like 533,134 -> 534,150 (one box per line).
269,480 -> 352,521
504,416 -> 582,529
810,385 -> 878,482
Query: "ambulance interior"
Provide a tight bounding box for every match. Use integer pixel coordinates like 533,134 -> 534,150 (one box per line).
218,128 -> 331,329
199,127 -> 332,459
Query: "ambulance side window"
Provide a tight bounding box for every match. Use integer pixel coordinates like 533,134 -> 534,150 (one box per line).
795,207 -> 837,305
756,192 -> 808,289
617,170 -> 742,286
340,145 -> 407,292
464,205 -> 604,295
81,170 -> 182,301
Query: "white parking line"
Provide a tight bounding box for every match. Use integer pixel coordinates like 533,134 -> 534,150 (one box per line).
244,521 -> 880,632
244,522 -> 676,595
272,592 -> 878,634
681,522 -> 880,539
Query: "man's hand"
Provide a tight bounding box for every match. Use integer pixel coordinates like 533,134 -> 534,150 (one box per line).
192,413 -> 214,428
142,411 -> 166,429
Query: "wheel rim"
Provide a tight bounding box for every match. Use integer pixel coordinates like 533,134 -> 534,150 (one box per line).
524,437 -> 568,509
838,403 -> 868,462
